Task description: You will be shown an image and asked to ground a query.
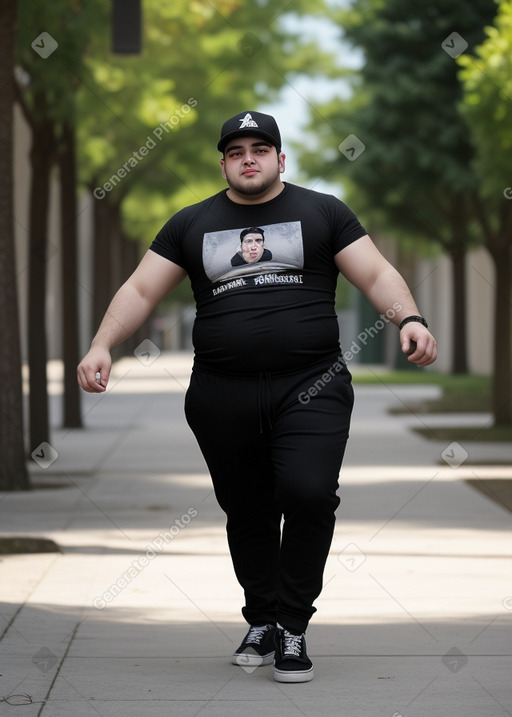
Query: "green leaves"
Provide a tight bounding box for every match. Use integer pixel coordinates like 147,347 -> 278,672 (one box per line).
458,0 -> 512,197
299,0 -> 498,246
73,0 -> 334,242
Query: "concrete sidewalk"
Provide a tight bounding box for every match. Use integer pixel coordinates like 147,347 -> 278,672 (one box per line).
1,352 -> 511,716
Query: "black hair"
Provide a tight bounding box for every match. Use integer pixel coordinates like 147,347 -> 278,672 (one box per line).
240,227 -> 265,243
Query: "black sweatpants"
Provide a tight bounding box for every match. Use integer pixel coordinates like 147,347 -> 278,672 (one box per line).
184,358 -> 354,634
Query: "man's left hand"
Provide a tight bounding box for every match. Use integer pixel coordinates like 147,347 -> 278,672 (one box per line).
401,325 -> 437,367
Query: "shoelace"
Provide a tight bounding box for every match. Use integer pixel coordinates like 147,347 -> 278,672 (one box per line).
246,625 -> 270,645
282,630 -> 303,657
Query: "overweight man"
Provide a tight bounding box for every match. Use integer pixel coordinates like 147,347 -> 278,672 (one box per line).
78,110 -> 437,683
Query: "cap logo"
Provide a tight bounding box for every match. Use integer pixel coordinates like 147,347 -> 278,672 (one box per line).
239,113 -> 258,129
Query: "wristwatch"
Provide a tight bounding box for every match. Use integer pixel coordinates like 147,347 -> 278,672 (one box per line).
399,315 -> 428,330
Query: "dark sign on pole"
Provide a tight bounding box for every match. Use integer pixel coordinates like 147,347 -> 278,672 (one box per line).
112,0 -> 142,54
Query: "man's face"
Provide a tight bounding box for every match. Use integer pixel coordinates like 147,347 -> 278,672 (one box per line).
220,137 -> 285,201
241,233 -> 264,263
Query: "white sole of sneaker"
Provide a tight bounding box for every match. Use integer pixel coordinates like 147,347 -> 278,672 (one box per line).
273,666 -> 314,683
232,652 -> 274,667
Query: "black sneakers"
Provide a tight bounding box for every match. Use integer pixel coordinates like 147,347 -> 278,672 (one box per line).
232,624 -> 276,667
273,627 -> 314,683
233,624 -> 314,682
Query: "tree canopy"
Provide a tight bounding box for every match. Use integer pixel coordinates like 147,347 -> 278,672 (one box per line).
458,0 -> 512,424
297,0 -> 497,244
77,0 -> 337,245
458,0 -> 512,197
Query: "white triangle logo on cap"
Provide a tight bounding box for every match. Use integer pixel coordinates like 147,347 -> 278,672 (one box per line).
239,113 -> 258,129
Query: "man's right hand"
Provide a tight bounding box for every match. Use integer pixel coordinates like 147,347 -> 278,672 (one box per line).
77,346 -> 112,393
76,252 -> 187,394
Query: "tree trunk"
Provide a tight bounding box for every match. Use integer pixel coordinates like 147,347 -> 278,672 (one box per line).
109,201 -> 130,360
490,243 -> 512,426
450,250 -> 468,374
450,251 -> 468,373
472,194 -> 512,426
0,0 -> 30,490
448,194 -> 468,374
92,190 -> 113,335
91,197 -> 149,358
59,121 -> 82,428
28,110 -> 54,454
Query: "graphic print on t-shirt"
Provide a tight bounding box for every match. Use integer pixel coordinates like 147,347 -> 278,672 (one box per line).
202,221 -> 304,284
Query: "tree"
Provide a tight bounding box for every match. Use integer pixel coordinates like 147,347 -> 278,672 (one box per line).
458,0 -> 512,425
0,0 -> 30,490
16,1 -> 100,447
58,117 -> 82,427
297,0 -> 497,373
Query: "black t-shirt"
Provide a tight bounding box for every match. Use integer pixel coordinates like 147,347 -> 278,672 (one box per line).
150,182 -> 366,375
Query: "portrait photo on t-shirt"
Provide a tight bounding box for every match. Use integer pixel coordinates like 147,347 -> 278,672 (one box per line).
202,221 -> 304,284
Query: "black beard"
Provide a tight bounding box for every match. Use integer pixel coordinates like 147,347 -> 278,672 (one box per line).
227,176 -> 275,196
225,162 -> 281,197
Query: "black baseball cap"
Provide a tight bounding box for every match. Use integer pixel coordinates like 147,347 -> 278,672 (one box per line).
218,111 -> 281,153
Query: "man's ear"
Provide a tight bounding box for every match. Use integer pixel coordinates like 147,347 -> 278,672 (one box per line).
278,152 -> 286,174
220,158 -> 226,179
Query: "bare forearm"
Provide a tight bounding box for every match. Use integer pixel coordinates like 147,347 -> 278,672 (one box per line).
335,236 -> 436,366
363,264 -> 437,366
364,264 -> 422,325
78,252 -> 186,393
91,281 -> 155,351
336,236 -> 424,324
